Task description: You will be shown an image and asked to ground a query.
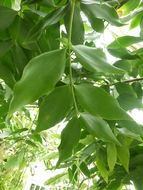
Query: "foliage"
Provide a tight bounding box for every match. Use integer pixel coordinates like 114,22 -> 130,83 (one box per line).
1,0 -> 143,189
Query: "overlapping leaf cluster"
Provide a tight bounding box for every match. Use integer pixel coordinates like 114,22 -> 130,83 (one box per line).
1,0 -> 143,189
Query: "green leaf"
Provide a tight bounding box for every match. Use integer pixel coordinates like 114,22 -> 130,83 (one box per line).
13,44 -> 28,77
0,62 -> 16,89
130,12 -> 143,30
107,36 -> 141,49
108,47 -> 138,59
107,143 -> 117,171
118,0 -> 140,16
118,120 -> 143,137
117,128 -> 142,141
24,7 -> 66,44
96,148 -> 109,183
9,49 -> 66,114
0,6 -> 17,31
57,116 -> 81,165
140,16 -> 143,39
44,172 -> 67,185
72,45 -> 124,75
64,2 -> 84,45
81,5 -> 104,33
80,161 -> 90,178
80,112 -> 120,144
75,84 -> 131,120
117,135 -> 130,172
81,2 -> 123,26
37,85 -> 73,132
0,40 -> 12,57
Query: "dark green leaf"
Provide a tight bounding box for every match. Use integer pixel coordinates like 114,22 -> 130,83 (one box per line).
9,49 -> 66,114
64,2 -> 84,45
0,6 -> 17,31
37,85 -> 73,132
57,116 -> 81,164
0,40 -> 12,57
75,84 -> 131,120
0,62 -> 15,88
80,161 -> 90,177
96,148 -> 108,183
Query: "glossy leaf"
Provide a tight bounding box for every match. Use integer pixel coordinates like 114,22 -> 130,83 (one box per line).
80,112 -> 120,144
81,3 -> 123,26
57,117 -> 81,164
72,45 -> 124,75
9,49 -> 66,114
107,143 -> 117,171
0,6 -> 17,31
75,84 -> 131,120
37,85 -> 73,132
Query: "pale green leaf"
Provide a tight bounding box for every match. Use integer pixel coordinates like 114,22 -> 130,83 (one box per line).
107,143 -> 117,171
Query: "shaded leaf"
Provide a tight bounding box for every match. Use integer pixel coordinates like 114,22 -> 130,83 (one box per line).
37,85 -> 73,132
57,117 -> 81,164
0,6 -> 17,31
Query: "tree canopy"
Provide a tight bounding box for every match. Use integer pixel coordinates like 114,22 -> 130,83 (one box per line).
1,0 -> 143,189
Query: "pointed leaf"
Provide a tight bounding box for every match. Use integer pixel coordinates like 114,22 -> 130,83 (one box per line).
72,45 -> 124,75
0,62 -> 15,89
75,84 -> 131,120
37,85 -> 73,132
117,135 -> 130,172
96,148 -> 109,183
0,6 -> 17,31
58,117 -> 81,164
9,49 -> 66,114
80,112 -> 120,144
64,2 -> 84,45
0,40 -> 12,57
108,36 -> 141,49
81,3 -> 123,26
107,143 -> 117,171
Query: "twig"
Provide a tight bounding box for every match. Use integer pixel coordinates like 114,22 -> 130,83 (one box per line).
110,77 -> 143,86
78,174 -> 96,189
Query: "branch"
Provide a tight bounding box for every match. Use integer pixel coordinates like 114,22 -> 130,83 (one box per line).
110,77 -> 143,86
78,174 -> 96,189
